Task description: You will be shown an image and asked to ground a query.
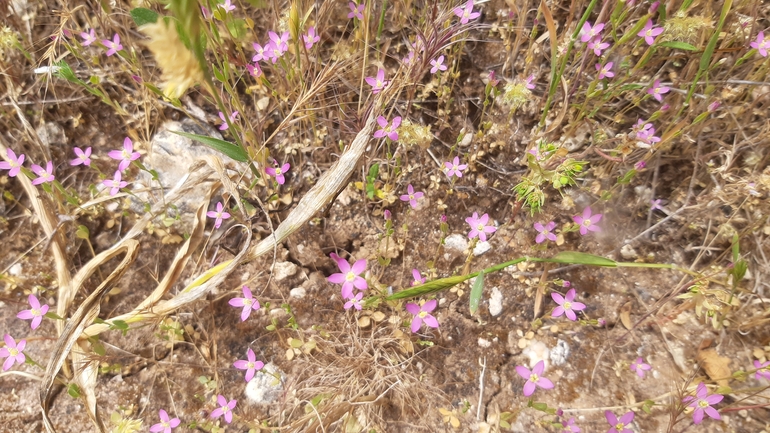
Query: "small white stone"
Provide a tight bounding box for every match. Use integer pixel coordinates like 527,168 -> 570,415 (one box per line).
444,233 -> 469,252
523,341 -> 550,371
478,338 -> 492,348
289,287 -> 306,298
8,263 -> 22,276
245,362 -> 284,404
473,241 -> 492,256
488,287 -> 503,317
550,339 -> 570,366
272,261 -> 298,281
620,244 -> 638,260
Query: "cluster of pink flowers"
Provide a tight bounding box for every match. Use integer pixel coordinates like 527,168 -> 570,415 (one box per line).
631,119 -> 661,147
1,148 -> 57,186
581,21 -> 610,56
102,137 -> 141,195
79,28 -> 124,57
1,294 -> 53,372
253,31 -> 290,65
328,252 -> 368,307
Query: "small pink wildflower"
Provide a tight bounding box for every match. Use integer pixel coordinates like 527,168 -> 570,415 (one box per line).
465,212 -> 496,241
596,62 -> 614,79
708,100 -> 721,112
453,0 -> 480,24
411,269 -> 426,286
524,74 -> 536,90
365,69 -> 389,94
430,55 -> 447,74
636,123 -> 661,147
344,292 -> 364,310
580,21 -> 605,43
103,171 -> 127,196
108,137 -> 141,172
637,19 -> 663,45
651,199 -> 662,211
70,146 -> 92,166
80,28 -> 96,46
587,37 -> 609,56
551,288 -> 586,321
605,410 -> 634,433
754,360 -> 770,380
206,201 -> 230,229
683,382 -> 723,424
201,6 -> 212,19
572,206 -> 602,235
348,2 -> 364,20
562,280 -> 571,288
252,42 -> 267,62
400,184 -> 424,209
228,285 -> 260,321
149,409 -> 180,433
750,31 -> 770,57
102,33 -> 123,56
444,156 -> 467,178
233,348 -> 264,382
0,334 -> 26,371
647,79 -> 670,102
31,161 -> 55,185
327,253 -> 368,299
218,111 -> 239,131
373,116 -> 401,141
635,160 -> 646,170
0,148 -> 25,177
648,1 -> 660,14
515,360 -> 554,396
303,26 -> 320,49
561,417 -> 580,433
265,31 -> 289,63
219,0 -> 235,13
265,162 -> 291,185
405,300 -> 439,333
210,395 -> 237,424
16,294 -> 49,330
402,50 -> 416,66
247,63 -> 263,77
534,221 -> 557,244
630,357 -> 651,378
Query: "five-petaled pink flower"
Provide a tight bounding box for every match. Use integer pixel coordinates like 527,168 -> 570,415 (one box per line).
453,0 -> 480,24
365,69 -> 389,94
233,348 -> 264,382
348,2 -> 364,20
211,395 -> 237,424
0,334 -> 26,371
80,28 -> 96,46
252,42 -> 267,62
647,79 -> 670,102
31,161 -> 55,185
551,288 -> 586,321
605,410 -> 634,433
444,156 -> 468,178
327,253 -> 368,299
247,63 -> 263,77
266,162 -> 291,185
515,360 -> 554,396
149,409 -> 180,433
103,170 -> 127,196
534,221 -> 557,244
70,146 -> 92,166
754,360 -> 770,380
0,148 -> 25,177
17,294 -> 49,330
580,21 -> 605,43
561,417 -> 580,433
430,55 -> 447,74
102,33 -> 123,56
344,292 -> 364,310
572,206 -> 602,235
400,184 -> 424,209
406,300 -> 439,333
524,74 -> 536,90
683,382 -> 723,424
465,212 -> 497,241
228,285 -> 260,321
266,31 -> 289,63
635,121 -> 661,147
630,357 -> 652,378
750,31 -> 770,57
207,201 -> 231,229
108,137 -> 141,172
219,0 -> 235,13
411,269 -> 426,286
637,19 -> 663,46
587,37 -> 609,56
651,199 -> 663,211
218,111 -> 239,131
374,116 -> 401,141
303,26 -> 320,49
596,62 -> 614,79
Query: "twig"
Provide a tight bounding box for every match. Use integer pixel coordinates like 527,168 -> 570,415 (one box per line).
477,357 -> 487,421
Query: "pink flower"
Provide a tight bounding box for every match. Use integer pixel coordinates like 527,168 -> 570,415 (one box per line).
551,288 -> 586,321
605,410 -> 634,433
534,221 -> 557,244
265,31 -> 289,63
365,69 -> 389,94
647,79 -> 670,102
31,161 -> 55,185
444,156 -> 467,178
103,170 -> 127,196
754,360 -> 770,380
206,201 -> 231,229
80,28 -> 96,46
201,6 -> 212,19
348,2 -> 364,20
210,395 -> 237,424
252,42 -> 267,62
750,31 -> 770,57
16,294 -> 49,330
149,409 -> 180,433
453,0 -> 480,24
650,199 -> 662,211
587,37 -> 609,56
400,184 -> 424,209
465,212 -> 497,241
637,19 -> 663,46
630,357 -> 651,378
430,55 -> 447,74
411,269 -> 426,286
218,110 -> 239,131
303,26 -> 320,49
524,74 -> 536,90
373,116 -> 401,141
515,360 -> 554,396
327,253 -> 367,299
596,62 -> 614,79
247,63 -> 262,77
635,123 -> 661,147
572,206 -> 602,235
108,137 -> 141,172
228,285 -> 260,321
102,33 -> 123,56
0,334 -> 26,371
406,300 -> 439,333
265,162 -> 291,185
635,160 -> 646,170
580,21 -> 605,43
233,348 -> 264,382
70,146 -> 92,166
344,292 -> 364,310
219,0 -> 235,13
683,382 -> 723,424
402,50 -> 416,66
0,148 -> 25,177
561,417 -> 580,433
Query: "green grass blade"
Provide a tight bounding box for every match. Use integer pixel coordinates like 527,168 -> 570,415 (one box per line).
387,275 -> 470,300
170,131 -> 249,162
550,251 -> 617,267
469,271 -> 485,315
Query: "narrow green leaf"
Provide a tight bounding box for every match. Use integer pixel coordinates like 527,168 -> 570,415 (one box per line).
551,251 -> 617,267
387,275 -> 470,300
469,271 -> 484,315
130,7 -> 159,26
170,130 -> 249,162
44,312 -> 65,320
67,383 -> 81,398
658,41 -> 698,51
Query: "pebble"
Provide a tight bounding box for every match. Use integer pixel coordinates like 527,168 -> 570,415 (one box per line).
245,362 -> 284,404
272,261 -> 298,282
488,287 -> 503,317
473,241 -> 491,256
443,233 -> 469,252
550,339 -> 570,366
523,340 -> 550,371
289,287 -> 306,298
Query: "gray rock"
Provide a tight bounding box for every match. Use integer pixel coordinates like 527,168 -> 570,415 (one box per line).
272,261 -> 298,282
550,339 -> 570,366
473,241 -> 492,256
245,362 -> 284,404
36,122 -> 66,147
488,287 -> 503,317
289,287 -> 306,298
444,234 -> 468,252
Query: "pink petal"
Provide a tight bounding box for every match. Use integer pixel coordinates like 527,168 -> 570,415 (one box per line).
422,314 -> 439,328
565,309 -> 577,321
515,365 -> 531,379
422,299 -> 437,312
551,292 -> 565,305
351,259 -> 367,275
410,316 -> 422,333
352,276 -> 368,290
17,310 -> 34,320
405,303 -> 420,315
538,377 -> 554,389
522,381 -> 536,396
327,273 -> 346,284
552,306 -> 565,317
240,307 -> 252,321
233,360 -> 249,369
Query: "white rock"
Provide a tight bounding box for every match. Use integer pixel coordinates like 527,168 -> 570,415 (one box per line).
473,241 -> 491,256
272,261 -> 298,281
550,339 -> 570,366
523,341 -> 550,371
620,244 -> 638,260
444,234 -> 468,252
8,263 -> 22,276
478,338 -> 492,348
488,287 -> 503,317
289,287 -> 306,298
245,362 -> 284,404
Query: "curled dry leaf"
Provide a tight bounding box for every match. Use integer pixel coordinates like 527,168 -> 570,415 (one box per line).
697,348 -> 732,387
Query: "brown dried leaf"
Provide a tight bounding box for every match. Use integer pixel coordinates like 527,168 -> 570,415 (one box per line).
697,348 -> 731,387
619,302 -> 633,330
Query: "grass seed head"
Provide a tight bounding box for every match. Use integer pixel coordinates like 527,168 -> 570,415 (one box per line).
139,19 -> 204,99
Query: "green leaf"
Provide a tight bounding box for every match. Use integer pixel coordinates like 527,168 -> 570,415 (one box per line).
387,275 -> 471,300
130,7 -> 159,26
469,271 -> 484,315
110,320 -> 129,331
658,41 -> 698,51
170,130 -> 249,162
44,312 -> 65,320
76,225 -> 90,240
67,383 -> 81,398
551,251 -> 617,267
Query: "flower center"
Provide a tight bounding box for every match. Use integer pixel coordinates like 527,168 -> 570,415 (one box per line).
9,348 -> 18,356
418,311 -> 428,319
31,308 -> 40,316
646,29 -> 653,37
10,161 -> 18,168
563,301 -> 572,310
345,271 -> 356,282
243,298 -> 252,306
222,406 -> 229,413
247,361 -> 254,369
122,149 -> 130,159
275,168 -> 282,175
615,423 -> 625,430
409,194 -> 415,200
582,220 -> 592,227
162,421 -> 169,428
529,373 -> 539,383
477,223 -> 485,231
698,400 -> 709,408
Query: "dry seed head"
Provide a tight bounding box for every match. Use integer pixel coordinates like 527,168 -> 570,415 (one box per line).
0,26 -> 19,59
397,119 -> 433,149
139,19 -> 204,99
662,12 -> 711,45
499,81 -> 531,110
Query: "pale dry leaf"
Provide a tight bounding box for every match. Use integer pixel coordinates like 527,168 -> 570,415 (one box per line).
619,301 -> 633,330
697,348 -> 732,387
